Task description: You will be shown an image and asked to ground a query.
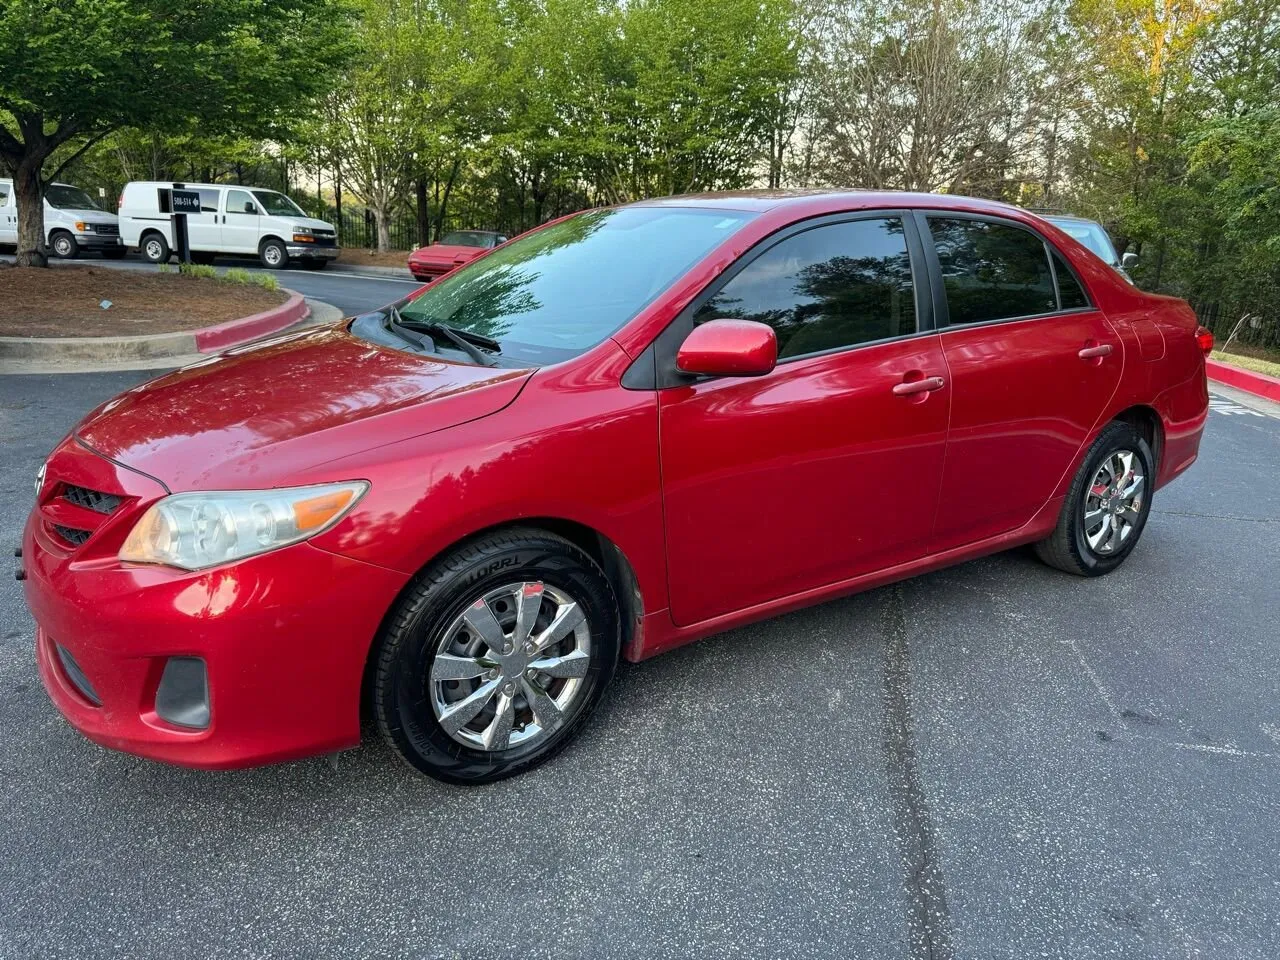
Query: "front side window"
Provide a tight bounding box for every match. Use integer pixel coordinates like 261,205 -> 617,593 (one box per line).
396,206 -> 753,364
46,184 -> 99,210
694,218 -> 917,360
252,190 -> 306,217
929,218 -> 1057,325
226,190 -> 258,215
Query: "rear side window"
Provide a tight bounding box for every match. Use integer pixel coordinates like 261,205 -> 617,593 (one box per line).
694,217 -> 917,360
1052,251 -> 1090,309
928,217 -> 1057,325
197,188 -> 220,213
0,182 -> 9,203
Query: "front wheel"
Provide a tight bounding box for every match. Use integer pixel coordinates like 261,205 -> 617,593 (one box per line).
1035,421 -> 1155,576
372,528 -> 620,784
259,238 -> 288,269
50,231 -> 78,259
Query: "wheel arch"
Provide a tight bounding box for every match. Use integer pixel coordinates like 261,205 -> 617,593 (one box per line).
358,517 -> 647,724
259,233 -> 288,251
1112,404 -> 1163,471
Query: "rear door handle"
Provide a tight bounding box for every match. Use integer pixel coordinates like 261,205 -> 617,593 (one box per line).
1078,343 -> 1113,359
892,376 -> 946,396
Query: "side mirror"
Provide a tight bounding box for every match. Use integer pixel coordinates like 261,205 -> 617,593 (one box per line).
244,202 -> 256,214
676,319 -> 777,378
1121,251 -> 1139,269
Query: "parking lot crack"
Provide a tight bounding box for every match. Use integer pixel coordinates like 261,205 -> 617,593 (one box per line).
882,584 -> 955,960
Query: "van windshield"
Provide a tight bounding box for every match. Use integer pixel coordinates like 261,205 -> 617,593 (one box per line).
1046,217 -> 1119,265
46,185 -> 100,211
395,206 -> 754,365
252,190 -> 306,217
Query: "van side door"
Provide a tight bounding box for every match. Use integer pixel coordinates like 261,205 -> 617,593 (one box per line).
222,189 -> 261,255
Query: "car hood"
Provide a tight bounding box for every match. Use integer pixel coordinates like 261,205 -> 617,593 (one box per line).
409,244 -> 485,263
294,216 -> 335,232
53,208 -> 117,224
75,324 -> 532,491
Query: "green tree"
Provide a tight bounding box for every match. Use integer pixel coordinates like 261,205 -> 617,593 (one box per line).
0,0 -> 352,266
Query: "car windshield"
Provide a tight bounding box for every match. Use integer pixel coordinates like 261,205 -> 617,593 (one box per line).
46,184 -> 100,210
1047,217 -> 1119,265
252,190 -> 306,217
396,206 -> 754,364
441,231 -> 498,248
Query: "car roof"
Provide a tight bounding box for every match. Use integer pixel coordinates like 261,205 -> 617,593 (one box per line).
630,189 -> 1041,220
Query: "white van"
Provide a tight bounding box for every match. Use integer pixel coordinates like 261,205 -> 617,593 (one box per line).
0,179 -> 124,258
118,182 -> 339,269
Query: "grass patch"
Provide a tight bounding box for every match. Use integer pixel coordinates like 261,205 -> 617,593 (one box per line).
223,267 -> 280,292
1211,350 -> 1280,379
177,262 -> 218,280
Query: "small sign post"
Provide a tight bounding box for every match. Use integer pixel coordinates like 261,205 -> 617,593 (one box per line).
158,184 -> 200,265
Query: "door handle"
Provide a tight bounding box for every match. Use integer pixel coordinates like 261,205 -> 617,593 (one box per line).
892,376 -> 946,396
1078,343 -> 1113,359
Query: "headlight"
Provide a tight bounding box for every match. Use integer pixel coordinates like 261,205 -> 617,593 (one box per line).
119,481 -> 368,570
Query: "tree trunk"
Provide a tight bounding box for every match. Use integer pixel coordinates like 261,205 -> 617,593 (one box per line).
333,163 -> 343,244
13,163 -> 48,267
434,157 -> 462,241
374,204 -> 392,252
415,177 -> 430,248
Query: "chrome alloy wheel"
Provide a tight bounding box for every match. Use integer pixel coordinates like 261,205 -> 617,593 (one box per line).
144,237 -> 165,261
1083,449 -> 1145,555
429,581 -> 591,752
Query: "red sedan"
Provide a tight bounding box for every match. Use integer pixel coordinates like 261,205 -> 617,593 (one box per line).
21,192 -> 1210,784
407,229 -> 509,282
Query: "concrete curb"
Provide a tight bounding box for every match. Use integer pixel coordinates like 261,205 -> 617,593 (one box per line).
326,261 -> 415,280
0,289 -> 309,364
1206,358 -> 1280,404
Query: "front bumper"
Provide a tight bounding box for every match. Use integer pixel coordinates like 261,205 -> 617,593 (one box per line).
287,244 -> 339,260
73,233 -> 123,251
22,440 -> 407,769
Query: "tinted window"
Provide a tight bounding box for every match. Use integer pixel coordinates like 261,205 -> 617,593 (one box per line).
45,184 -> 99,210
226,190 -> 257,215
929,218 -> 1056,325
694,218 -> 916,359
197,188 -> 220,213
1053,251 -> 1090,309
0,182 -> 9,202
441,231 -> 497,248
397,207 -> 753,364
252,190 -> 306,217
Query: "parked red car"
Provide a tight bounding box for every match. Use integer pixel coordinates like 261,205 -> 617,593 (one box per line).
21,192 -> 1210,784
407,229 -> 509,281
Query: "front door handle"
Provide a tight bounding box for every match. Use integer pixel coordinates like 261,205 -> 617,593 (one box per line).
1078,343 -> 1113,359
892,376 -> 946,396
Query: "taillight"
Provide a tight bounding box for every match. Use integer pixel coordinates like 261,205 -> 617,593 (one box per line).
1195,325 -> 1214,355
117,193 -> 123,209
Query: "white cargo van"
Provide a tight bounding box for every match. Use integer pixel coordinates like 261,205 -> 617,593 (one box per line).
118,182 -> 339,269
0,179 -> 124,258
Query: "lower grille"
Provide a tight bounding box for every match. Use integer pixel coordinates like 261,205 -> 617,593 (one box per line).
53,524 -> 91,547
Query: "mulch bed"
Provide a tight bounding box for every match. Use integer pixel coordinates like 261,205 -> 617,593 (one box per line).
0,266 -> 289,338
335,248 -> 413,269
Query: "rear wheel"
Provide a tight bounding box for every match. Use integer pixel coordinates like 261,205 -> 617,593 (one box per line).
50,231 -> 78,259
372,528 -> 620,784
140,232 -> 170,264
259,238 -> 288,269
1035,421 -> 1154,576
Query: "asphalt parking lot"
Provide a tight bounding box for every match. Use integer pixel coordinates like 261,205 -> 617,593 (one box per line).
1,363 -> 1278,958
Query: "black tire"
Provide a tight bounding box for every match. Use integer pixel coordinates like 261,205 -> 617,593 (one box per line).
102,246 -> 126,259
50,231 -> 78,259
140,232 -> 170,264
259,238 -> 288,269
372,527 -> 620,785
1035,421 -> 1155,576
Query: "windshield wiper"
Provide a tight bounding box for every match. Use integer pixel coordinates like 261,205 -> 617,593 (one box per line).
390,310 -> 500,367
